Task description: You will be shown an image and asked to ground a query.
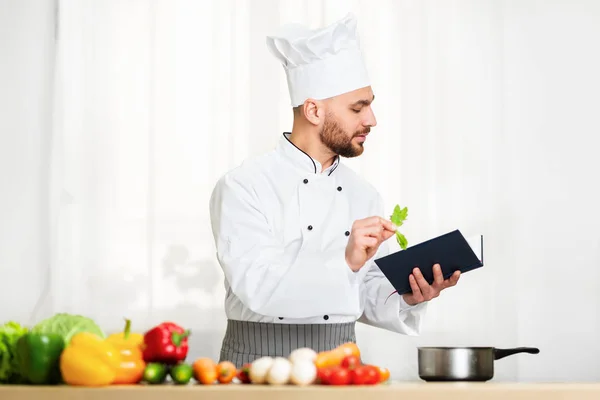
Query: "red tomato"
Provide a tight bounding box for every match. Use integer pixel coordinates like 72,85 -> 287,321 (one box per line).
377,366 -> 391,383
341,355 -> 361,370
351,365 -> 380,385
236,363 -> 251,384
328,366 -> 351,385
363,365 -> 381,385
350,366 -> 368,385
317,367 -> 333,385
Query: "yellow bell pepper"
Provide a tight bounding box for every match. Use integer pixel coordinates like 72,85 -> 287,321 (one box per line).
60,332 -> 120,386
106,318 -> 144,349
106,319 -> 146,384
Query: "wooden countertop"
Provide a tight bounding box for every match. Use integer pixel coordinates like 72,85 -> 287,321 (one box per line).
2,382 -> 600,400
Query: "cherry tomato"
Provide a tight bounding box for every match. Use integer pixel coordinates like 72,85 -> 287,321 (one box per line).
328,366 -> 351,385
363,365 -> 381,384
236,363 -> 251,384
317,367 -> 333,385
350,366 -> 368,385
341,355 -> 361,370
377,366 -> 391,383
351,365 -> 380,385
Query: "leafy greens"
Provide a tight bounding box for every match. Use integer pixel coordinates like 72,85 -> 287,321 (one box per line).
0,321 -> 28,383
390,205 -> 409,250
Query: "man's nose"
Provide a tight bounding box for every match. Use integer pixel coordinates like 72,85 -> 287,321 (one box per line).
364,107 -> 377,127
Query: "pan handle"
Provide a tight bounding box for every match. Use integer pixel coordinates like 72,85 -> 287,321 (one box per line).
494,347 -> 540,360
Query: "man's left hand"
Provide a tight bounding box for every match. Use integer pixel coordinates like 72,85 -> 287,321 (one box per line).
402,264 -> 460,306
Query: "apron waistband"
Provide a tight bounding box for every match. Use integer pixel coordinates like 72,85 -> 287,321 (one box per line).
219,319 -> 356,368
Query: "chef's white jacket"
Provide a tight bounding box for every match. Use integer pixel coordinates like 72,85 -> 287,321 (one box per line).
209,133 -> 427,335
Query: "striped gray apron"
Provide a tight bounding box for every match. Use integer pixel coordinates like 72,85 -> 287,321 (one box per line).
219,319 -> 356,368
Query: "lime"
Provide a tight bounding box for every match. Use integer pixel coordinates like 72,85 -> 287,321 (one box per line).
143,362 -> 168,384
170,363 -> 193,385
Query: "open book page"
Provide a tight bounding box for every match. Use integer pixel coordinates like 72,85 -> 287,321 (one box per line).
465,234 -> 484,264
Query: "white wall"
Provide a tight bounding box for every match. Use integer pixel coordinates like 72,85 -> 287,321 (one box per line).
0,0 -> 55,323
503,0 -> 600,382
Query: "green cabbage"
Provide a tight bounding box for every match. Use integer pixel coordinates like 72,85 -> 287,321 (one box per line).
31,313 -> 105,344
0,321 -> 28,383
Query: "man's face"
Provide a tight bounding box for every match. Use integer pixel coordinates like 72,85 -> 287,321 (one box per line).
319,87 -> 377,158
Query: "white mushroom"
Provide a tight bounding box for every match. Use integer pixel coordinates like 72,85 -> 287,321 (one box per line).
289,360 -> 317,386
266,357 -> 292,385
249,356 -> 274,384
288,347 -> 317,365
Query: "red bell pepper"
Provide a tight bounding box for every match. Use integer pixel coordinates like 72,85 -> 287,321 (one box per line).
142,322 -> 190,365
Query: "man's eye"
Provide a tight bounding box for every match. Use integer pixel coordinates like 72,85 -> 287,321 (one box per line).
352,109 -> 361,113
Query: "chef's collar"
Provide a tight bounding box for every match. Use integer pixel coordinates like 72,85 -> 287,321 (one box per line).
279,132 -> 340,175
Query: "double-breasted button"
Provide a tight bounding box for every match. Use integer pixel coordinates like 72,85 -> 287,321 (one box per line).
307,225 -> 313,231
337,186 -> 342,191
345,231 -> 350,236
303,179 -> 309,184
323,315 -> 329,321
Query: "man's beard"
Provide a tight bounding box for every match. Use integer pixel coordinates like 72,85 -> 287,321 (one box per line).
319,116 -> 370,158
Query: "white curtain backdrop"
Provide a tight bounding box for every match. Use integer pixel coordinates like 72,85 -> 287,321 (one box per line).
2,0 -> 600,382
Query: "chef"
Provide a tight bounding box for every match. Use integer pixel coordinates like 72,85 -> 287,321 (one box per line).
209,13 -> 460,368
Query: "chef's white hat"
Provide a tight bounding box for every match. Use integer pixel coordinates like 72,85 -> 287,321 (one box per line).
266,13 -> 370,107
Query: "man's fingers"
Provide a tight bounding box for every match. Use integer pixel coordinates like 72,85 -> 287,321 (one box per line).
382,229 -> 396,241
353,216 -> 383,229
413,268 -> 434,300
354,220 -> 396,242
408,275 -> 423,302
380,218 -> 397,233
355,225 -> 383,237
358,236 -> 378,248
441,270 -> 461,289
406,267 -> 461,304
432,264 -> 444,287
354,225 -> 395,241
351,217 -> 397,249
446,271 -> 461,287
353,216 -> 397,233
413,268 -> 428,287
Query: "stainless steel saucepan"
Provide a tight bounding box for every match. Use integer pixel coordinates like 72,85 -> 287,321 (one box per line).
417,346 -> 540,382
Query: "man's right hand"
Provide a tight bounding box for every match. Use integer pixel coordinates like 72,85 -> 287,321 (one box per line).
345,216 -> 397,272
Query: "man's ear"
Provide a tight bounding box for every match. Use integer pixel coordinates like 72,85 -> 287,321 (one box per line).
303,99 -> 323,126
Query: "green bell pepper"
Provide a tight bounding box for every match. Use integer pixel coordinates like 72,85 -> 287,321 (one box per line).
16,333 -> 65,384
